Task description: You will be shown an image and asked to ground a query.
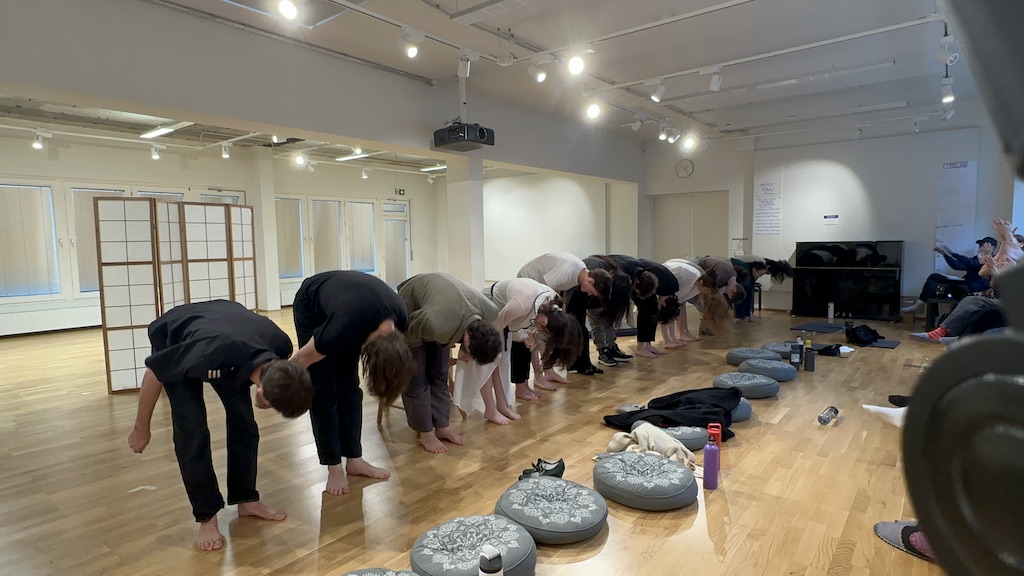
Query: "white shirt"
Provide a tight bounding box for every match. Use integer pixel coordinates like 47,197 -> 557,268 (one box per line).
486,278 -> 556,341
664,259 -> 704,302
517,252 -> 586,292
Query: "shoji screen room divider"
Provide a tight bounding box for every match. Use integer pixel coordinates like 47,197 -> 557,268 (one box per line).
95,198 -> 258,393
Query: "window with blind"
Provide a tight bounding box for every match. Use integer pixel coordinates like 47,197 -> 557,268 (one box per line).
346,200 -> 377,274
200,193 -> 242,205
0,184 -> 61,298
72,187 -> 127,293
138,191 -> 185,201
275,198 -> 305,278
311,199 -> 344,273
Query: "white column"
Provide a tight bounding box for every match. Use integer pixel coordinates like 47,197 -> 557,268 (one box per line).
250,148 -> 281,310
444,156 -> 485,287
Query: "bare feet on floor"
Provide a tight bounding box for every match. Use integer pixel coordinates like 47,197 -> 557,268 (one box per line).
649,345 -> 667,355
532,377 -> 557,391
635,348 -> 657,358
516,383 -> 540,401
680,333 -> 699,342
435,426 -> 466,445
418,431 -> 448,453
543,370 -> 571,385
664,340 -> 685,349
325,464 -> 350,495
484,408 -> 511,425
196,517 -> 225,551
497,404 -> 521,421
347,457 -> 391,480
237,500 -> 287,521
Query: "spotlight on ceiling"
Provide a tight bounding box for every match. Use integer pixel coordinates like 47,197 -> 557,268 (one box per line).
294,154 -> 307,166
650,83 -> 667,103
427,175 -> 435,184
667,130 -> 681,144
271,134 -> 281,144
361,168 -> 369,180
913,122 -> 920,134
941,83 -> 956,104
631,115 -> 644,132
568,56 -> 585,75
658,124 -> 669,141
942,106 -> 955,121
151,146 -> 161,160
398,28 -> 425,59
709,71 -> 724,92
586,103 -> 601,119
32,135 -> 44,150
528,65 -> 547,83
682,136 -> 696,150
278,0 -> 298,20
221,144 -> 231,159
305,162 -> 315,173
352,146 -> 362,155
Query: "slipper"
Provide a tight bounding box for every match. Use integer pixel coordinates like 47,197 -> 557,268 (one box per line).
888,394 -> 911,408
873,521 -> 937,563
518,458 -> 565,480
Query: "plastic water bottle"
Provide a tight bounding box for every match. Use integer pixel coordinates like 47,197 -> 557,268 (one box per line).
702,433 -> 720,490
790,340 -> 802,370
804,340 -> 816,372
818,406 -> 839,425
827,302 -> 835,322
479,544 -> 503,575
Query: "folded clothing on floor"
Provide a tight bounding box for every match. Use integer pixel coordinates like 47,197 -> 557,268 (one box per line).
603,387 -> 741,441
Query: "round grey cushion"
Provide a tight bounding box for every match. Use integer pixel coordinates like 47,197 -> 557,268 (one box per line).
410,515 -> 536,576
592,452 -> 698,511
344,570 -> 417,576
726,347 -> 782,366
713,372 -> 781,399
738,358 -> 797,382
617,403 -> 646,414
761,342 -> 794,357
494,478 -> 607,545
732,397 -> 753,422
630,420 -> 706,451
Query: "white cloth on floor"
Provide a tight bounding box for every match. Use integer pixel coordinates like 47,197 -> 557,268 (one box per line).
606,422 -> 696,468
452,335 -> 515,415
863,404 -> 907,429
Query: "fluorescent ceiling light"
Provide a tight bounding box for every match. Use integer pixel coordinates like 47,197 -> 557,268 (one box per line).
140,121 -> 194,139
335,153 -> 370,162
420,164 -> 447,172
650,83 -> 667,103
278,0 -> 297,20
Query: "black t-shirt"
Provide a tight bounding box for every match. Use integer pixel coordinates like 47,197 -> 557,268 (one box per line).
638,259 -> 680,296
606,255 -> 644,280
145,300 -> 292,388
294,271 -> 409,356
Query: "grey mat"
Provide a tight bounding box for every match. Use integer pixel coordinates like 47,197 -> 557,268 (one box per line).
791,322 -> 844,334
868,339 -> 901,349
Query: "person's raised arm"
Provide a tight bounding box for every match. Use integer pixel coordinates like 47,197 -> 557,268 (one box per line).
128,368 -> 164,453
994,218 -> 1023,263
291,338 -> 326,368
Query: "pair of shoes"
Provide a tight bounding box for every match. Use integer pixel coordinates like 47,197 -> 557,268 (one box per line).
597,349 -> 619,367
608,344 -> 633,362
518,458 -> 565,481
569,364 -> 603,376
888,394 -> 911,408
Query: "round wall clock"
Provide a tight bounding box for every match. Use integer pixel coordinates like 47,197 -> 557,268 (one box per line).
675,159 -> 695,178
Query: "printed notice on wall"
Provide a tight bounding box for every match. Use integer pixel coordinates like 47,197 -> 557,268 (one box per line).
935,161 -> 978,275
754,181 -> 782,236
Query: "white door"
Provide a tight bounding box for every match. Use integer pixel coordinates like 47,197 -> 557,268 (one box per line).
383,219 -> 410,288
309,198 -> 344,274
653,190 -> 730,263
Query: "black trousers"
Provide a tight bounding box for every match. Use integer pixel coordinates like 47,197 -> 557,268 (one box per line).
403,343 -> 451,432
510,340 -> 532,384
919,273 -> 967,301
163,378 -> 259,523
565,287 -> 594,370
634,296 -> 658,343
294,304 -> 363,465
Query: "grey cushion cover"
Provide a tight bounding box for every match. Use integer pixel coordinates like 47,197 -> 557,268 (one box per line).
713,372 -> 781,399
345,571 -> 417,576
630,420 -> 707,451
761,342 -> 795,357
738,358 -> 797,382
592,452 -> 698,511
726,347 -> 783,366
410,515 -> 536,576
494,478 -> 608,545
732,397 -> 753,422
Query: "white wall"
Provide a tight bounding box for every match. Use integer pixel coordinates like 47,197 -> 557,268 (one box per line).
607,182 -> 640,255
482,174 -> 608,282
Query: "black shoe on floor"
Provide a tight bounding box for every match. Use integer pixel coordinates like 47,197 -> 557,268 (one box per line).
569,364 -> 603,375
519,458 -> 566,480
597,350 -> 619,367
888,394 -> 911,407
609,344 -> 634,362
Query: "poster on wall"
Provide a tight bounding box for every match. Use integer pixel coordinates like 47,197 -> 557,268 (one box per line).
935,161 -> 978,275
754,181 -> 782,236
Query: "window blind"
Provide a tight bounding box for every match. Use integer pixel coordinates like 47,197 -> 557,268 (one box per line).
0,184 -> 61,298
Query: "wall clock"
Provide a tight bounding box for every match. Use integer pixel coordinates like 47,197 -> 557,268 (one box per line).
675,159 -> 695,178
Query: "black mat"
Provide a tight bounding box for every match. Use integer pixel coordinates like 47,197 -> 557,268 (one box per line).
868,339 -> 901,349
791,322 -> 845,334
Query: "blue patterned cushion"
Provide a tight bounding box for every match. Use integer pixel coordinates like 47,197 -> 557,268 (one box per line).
592,452 -> 698,511
494,478 -> 607,545
732,397 -> 753,422
738,358 -> 797,382
410,515 -> 536,576
761,342 -> 794,357
726,347 -> 782,366
713,372 -> 781,399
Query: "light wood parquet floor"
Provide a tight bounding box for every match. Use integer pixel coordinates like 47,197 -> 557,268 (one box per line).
0,308 -> 947,576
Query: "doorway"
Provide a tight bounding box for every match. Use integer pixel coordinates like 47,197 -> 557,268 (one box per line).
653,190 -> 729,263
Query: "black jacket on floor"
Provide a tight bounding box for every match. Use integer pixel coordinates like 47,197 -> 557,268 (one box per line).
603,387 -> 743,441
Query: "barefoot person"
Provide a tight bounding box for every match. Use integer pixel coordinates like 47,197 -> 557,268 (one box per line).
633,259 -> 680,358
585,255 -> 658,367
516,252 -> 612,385
291,271 -> 416,495
397,273 -> 503,453
661,259 -> 712,346
127,300 -> 313,551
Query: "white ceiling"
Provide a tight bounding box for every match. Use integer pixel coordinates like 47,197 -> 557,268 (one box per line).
146,0 -> 977,141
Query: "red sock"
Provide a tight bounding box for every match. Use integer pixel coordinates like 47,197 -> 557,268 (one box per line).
926,326 -> 948,340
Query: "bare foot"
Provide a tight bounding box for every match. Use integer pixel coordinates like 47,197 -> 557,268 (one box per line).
418,431 -> 448,453
533,377 -> 557,391
484,408 -> 511,425
497,404 -> 521,421
680,333 -> 699,342
346,457 -> 391,480
435,426 -> 466,445
664,340 -> 685,349
324,464 -> 350,495
543,370 -> 570,385
516,383 -> 540,401
649,346 -> 667,355
196,518 -> 225,551
635,348 -> 657,358
237,500 -> 287,521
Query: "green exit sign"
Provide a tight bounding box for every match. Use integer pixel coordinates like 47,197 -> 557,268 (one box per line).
394,188 -> 406,196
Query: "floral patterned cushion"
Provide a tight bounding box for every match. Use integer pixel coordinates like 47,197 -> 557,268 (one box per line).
410,515 -> 536,576
344,570 -> 417,576
713,371 -> 781,399
738,358 -> 797,382
726,347 -> 782,366
761,342 -> 795,357
494,478 -> 608,545
592,452 -> 698,511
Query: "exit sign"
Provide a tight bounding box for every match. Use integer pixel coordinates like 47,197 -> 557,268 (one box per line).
394,188 -> 406,196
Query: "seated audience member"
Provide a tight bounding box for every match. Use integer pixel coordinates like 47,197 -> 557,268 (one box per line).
901,237 -> 995,314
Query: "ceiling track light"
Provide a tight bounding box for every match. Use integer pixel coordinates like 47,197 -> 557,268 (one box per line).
942,106 -> 955,121
361,168 -> 369,179
528,65 -> 547,83
351,146 -> 362,155
667,130 -> 681,144
32,135 -> 45,150
658,124 -> 669,141
941,83 -> 955,104
426,175 -> 435,184
709,71 -> 724,92
682,135 -> 696,150
271,134 -> 281,144
650,83 -> 667,103
305,162 -> 315,173
221,144 -> 231,159
399,28 -> 425,59
150,145 -> 162,160
585,102 -> 601,119
294,154 -> 307,166
566,45 -> 592,76
631,115 -> 645,132
278,0 -> 297,20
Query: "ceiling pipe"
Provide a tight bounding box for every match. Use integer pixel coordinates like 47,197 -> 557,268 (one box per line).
204,132 -> 261,148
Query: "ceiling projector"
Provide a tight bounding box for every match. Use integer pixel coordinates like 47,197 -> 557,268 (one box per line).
433,122 -> 495,151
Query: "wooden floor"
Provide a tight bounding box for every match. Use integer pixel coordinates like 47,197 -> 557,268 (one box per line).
0,309 -> 947,576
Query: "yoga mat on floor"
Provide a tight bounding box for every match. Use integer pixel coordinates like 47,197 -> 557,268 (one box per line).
869,339 -> 901,349
791,322 -> 845,334
615,328 -> 638,337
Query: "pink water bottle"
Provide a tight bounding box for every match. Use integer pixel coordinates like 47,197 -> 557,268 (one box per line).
703,423 -> 722,490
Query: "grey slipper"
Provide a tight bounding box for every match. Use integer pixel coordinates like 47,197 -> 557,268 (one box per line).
873,521 -> 936,563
